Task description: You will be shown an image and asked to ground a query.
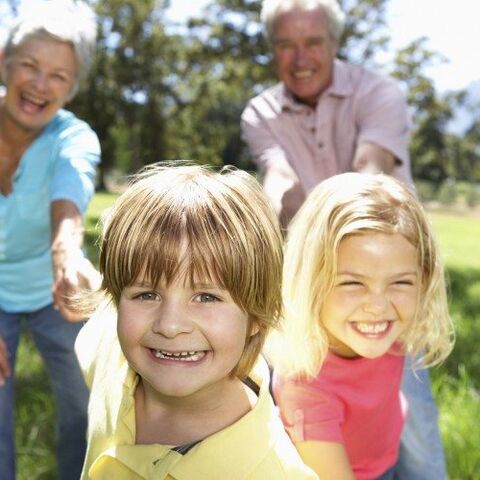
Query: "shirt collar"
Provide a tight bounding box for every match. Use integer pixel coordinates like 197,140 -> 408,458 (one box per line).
166,358 -> 278,480
280,58 -> 354,112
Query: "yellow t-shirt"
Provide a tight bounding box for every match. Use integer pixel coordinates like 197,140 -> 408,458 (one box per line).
75,306 -> 318,480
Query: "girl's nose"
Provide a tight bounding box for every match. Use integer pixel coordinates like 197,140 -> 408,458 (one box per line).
362,293 -> 388,316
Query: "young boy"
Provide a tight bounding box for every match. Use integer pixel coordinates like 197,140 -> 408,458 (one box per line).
75,165 -> 317,479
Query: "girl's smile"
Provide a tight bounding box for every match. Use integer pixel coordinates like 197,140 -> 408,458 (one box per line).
321,232 -> 419,359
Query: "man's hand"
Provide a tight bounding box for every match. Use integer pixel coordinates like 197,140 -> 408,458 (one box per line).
353,142 -> 396,174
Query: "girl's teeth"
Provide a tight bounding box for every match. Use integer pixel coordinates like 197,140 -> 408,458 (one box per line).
355,322 -> 388,334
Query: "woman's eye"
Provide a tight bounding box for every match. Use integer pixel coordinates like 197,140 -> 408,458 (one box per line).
394,280 -> 414,286
195,293 -> 220,303
19,61 -> 35,70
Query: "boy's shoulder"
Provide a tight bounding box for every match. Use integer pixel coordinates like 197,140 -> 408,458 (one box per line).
175,358 -> 317,479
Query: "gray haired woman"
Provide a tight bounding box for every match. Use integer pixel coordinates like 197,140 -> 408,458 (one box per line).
0,1 -> 100,478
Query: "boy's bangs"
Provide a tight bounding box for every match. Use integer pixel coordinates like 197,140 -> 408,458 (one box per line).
120,204 -> 243,297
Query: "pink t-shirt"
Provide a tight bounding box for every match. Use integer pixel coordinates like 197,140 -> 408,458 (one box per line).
273,352 -> 407,480
241,60 -> 412,221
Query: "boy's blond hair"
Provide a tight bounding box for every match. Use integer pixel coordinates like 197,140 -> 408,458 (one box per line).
99,164 -> 283,379
267,173 -> 454,378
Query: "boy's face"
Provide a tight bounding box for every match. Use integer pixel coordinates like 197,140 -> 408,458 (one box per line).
117,272 -> 253,403
320,232 -> 418,359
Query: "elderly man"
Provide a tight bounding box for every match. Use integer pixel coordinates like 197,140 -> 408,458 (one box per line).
241,1 -> 446,479
242,0 -> 411,226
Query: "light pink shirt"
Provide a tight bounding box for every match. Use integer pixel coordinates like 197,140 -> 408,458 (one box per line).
273,352 -> 407,480
241,60 -> 412,219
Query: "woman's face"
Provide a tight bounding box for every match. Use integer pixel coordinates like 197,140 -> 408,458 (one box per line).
1,36 -> 77,133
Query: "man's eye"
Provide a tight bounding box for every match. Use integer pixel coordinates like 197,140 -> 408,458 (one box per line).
274,42 -> 293,51
52,73 -> 69,82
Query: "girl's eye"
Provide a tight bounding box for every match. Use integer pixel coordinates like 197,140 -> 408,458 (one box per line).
338,281 -> 362,287
195,293 -> 220,303
394,280 -> 414,286
136,292 -> 159,301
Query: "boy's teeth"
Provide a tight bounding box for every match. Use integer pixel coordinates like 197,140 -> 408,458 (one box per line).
153,350 -> 204,362
355,322 -> 389,334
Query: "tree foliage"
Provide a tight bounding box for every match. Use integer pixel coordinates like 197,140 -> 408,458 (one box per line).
1,0 -> 478,185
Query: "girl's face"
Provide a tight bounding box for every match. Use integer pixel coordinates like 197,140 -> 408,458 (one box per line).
117,272 -> 254,407
1,37 -> 76,133
321,232 -> 419,359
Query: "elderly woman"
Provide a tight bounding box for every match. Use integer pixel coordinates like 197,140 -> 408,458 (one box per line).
0,1 -> 100,478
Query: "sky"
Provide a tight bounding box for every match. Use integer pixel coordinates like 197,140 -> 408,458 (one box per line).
1,0 -> 479,93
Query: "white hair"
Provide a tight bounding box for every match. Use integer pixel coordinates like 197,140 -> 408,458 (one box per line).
4,0 -> 97,94
261,0 -> 346,43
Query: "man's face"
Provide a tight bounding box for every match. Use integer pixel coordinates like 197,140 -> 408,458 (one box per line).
272,7 -> 337,107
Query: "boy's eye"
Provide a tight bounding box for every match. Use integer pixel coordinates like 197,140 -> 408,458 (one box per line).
136,292 -> 159,301
195,293 -> 220,303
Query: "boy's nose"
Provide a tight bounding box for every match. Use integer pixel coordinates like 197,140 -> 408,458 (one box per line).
152,304 -> 194,338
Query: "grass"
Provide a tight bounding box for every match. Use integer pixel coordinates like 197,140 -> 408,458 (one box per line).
427,211 -> 480,478
13,196 -> 480,479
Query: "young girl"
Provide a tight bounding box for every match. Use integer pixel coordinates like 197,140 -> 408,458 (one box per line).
75,164 -> 317,479
267,172 -> 454,480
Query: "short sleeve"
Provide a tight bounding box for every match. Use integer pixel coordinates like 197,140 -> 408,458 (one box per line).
75,302 -> 117,388
274,376 -> 345,444
356,77 -> 411,166
50,120 -> 101,214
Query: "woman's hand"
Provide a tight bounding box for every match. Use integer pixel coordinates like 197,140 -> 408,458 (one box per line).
52,250 -> 101,322
0,336 -> 11,386
51,199 -> 101,322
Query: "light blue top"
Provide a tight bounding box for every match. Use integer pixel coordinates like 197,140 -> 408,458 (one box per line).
0,109 -> 100,313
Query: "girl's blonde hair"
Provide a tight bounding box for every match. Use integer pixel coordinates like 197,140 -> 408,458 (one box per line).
99,163 -> 283,379
267,172 -> 454,378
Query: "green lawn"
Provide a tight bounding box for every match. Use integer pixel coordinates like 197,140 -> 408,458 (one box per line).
428,212 -> 480,479
13,197 -> 480,479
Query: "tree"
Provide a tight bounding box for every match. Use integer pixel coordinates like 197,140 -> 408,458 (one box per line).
392,38 -> 468,183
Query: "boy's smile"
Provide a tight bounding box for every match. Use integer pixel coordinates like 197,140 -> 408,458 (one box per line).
117,274 -> 253,404
321,232 -> 419,359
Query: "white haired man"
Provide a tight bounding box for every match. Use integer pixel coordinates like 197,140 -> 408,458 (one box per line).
241,1 -> 446,479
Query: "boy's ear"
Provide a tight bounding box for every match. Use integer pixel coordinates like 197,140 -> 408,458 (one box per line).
248,317 -> 260,337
